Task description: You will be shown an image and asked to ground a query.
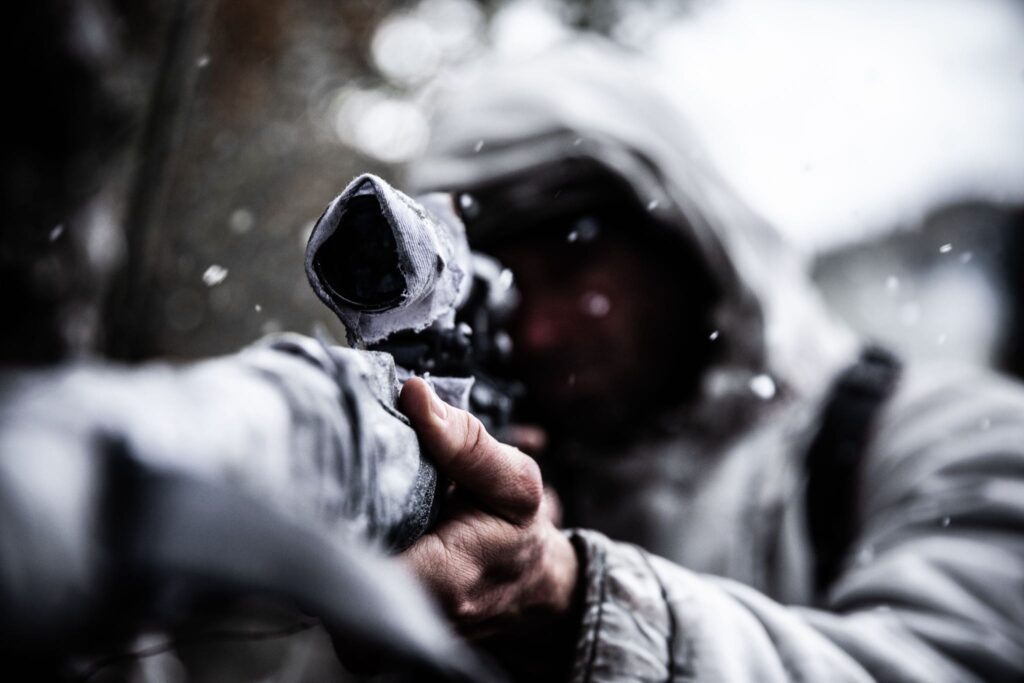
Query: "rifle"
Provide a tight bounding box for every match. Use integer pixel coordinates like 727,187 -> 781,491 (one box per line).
0,175 -> 516,681
303,173 -> 523,550
306,173 -> 520,433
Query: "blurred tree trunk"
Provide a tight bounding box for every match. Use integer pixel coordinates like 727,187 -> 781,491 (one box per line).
104,0 -> 214,361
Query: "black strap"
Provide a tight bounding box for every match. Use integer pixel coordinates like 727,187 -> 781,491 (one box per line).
804,345 -> 902,595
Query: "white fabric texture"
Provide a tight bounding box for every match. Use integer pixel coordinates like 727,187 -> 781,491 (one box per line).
305,173 -> 472,346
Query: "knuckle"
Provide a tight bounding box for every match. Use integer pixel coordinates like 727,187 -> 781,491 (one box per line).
513,456 -> 544,512
461,414 -> 489,458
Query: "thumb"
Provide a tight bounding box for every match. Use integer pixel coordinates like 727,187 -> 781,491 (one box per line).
399,377 -> 543,524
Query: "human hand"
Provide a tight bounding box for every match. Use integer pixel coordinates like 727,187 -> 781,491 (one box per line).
499,422 -> 562,527
398,378 -> 578,639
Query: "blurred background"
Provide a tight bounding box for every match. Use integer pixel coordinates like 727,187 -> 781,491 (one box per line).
95,0 -> 1024,375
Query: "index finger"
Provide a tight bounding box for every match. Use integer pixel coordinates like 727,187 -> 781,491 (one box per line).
399,378 -> 543,523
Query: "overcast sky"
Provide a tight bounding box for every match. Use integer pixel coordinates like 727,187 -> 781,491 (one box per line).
652,0 -> 1024,251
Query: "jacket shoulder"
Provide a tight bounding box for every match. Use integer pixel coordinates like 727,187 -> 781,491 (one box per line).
861,363 -> 1024,521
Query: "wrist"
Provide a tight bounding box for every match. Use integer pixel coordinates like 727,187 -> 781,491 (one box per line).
539,526 -> 580,617
485,529 -> 582,680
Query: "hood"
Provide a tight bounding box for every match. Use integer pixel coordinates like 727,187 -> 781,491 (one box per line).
404,38 -> 857,436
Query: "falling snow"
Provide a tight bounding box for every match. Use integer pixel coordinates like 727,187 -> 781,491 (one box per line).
581,292 -> 611,317
749,374 -> 776,400
202,265 -> 229,287
229,208 -> 255,234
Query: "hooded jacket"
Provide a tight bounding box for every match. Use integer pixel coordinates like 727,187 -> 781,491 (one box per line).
406,39 -> 1024,681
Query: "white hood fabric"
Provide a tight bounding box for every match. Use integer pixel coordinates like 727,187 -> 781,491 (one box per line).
407,38 -> 858,435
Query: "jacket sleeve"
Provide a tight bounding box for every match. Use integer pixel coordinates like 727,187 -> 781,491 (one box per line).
567,372 -> 1024,683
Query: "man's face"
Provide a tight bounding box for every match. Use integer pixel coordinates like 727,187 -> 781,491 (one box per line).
490,207 -> 715,438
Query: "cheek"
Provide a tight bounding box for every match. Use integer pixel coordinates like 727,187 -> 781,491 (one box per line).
501,249 -> 654,356
515,306 -> 564,352
577,275 -> 672,365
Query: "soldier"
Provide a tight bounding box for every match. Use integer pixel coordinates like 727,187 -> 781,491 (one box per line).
397,39 -> 1024,681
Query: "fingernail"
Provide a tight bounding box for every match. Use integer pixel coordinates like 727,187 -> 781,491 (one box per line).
427,382 -> 448,422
